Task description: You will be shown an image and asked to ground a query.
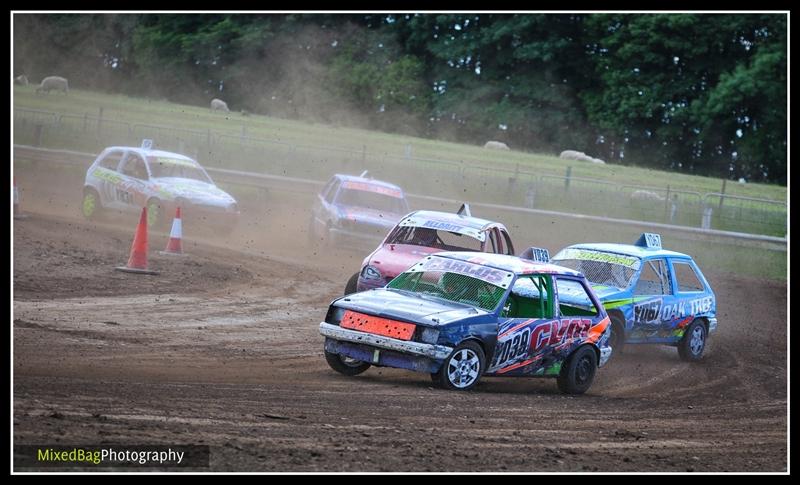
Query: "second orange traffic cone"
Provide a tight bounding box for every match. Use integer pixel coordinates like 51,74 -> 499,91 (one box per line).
160,207 -> 187,256
115,207 -> 159,275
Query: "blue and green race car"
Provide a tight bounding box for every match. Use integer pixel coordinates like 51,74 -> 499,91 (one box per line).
551,233 -> 717,361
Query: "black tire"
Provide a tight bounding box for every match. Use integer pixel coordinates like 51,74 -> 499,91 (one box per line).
324,349 -> 371,376
678,319 -> 707,362
432,341 -> 485,391
557,345 -> 597,395
81,188 -> 102,220
344,272 -> 360,295
609,313 -> 626,355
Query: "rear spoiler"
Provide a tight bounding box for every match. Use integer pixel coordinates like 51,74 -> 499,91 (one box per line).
520,247 -> 550,263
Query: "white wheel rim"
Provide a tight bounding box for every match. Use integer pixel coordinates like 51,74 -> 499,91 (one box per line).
340,355 -> 363,368
447,348 -> 480,388
690,326 -> 705,355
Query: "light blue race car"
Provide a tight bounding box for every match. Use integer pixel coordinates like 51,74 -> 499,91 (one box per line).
551,233 -> 717,361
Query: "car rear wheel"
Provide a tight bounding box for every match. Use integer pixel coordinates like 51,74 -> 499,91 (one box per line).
557,345 -> 597,394
324,350 -> 371,376
678,320 -> 707,362
81,188 -> 102,220
432,341 -> 485,391
146,198 -> 163,231
344,272 -> 359,295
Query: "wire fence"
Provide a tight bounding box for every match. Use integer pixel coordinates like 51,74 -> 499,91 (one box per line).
13,107 -> 787,237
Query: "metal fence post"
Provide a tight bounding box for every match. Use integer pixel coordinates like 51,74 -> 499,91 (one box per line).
33,124 -> 43,147
565,166 -> 572,191
701,205 -> 713,230
525,184 -> 536,209
97,107 -> 104,135
718,179 -> 727,212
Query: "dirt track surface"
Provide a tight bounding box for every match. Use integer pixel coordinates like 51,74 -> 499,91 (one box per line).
12,166 -> 787,472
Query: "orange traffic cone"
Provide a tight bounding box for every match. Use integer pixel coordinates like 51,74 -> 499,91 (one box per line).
160,207 -> 187,256
115,207 -> 159,275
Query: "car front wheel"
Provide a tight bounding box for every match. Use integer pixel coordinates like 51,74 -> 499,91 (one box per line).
609,313 -> 626,355
146,198 -> 163,230
81,188 -> 102,220
678,320 -> 707,362
344,272 -> 359,295
324,350 -> 371,376
557,345 -> 597,394
432,341 -> 485,391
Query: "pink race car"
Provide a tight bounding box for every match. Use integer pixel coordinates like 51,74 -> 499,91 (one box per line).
344,204 -> 517,294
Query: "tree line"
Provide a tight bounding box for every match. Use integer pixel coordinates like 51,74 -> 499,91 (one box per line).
13,13 -> 787,184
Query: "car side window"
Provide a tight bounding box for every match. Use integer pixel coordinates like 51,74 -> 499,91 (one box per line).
325,179 -> 341,204
555,277 -> 599,317
672,261 -> 705,292
634,259 -> 672,295
98,151 -> 124,171
503,275 -> 553,318
120,154 -> 149,180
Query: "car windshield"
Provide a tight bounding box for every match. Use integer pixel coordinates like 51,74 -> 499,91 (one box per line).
148,157 -> 212,183
335,187 -> 407,214
387,270 -> 506,311
552,248 -> 641,290
385,226 -> 483,251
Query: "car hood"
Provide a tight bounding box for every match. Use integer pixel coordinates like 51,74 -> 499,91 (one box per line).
152,177 -> 236,205
335,288 -> 488,326
365,244 -> 442,279
589,284 -> 631,303
338,206 -> 403,228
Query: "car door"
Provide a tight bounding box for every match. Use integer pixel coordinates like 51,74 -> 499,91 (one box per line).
485,274 -> 555,376
629,257 -> 679,342
116,151 -> 150,211
91,149 -> 126,208
668,258 -> 714,330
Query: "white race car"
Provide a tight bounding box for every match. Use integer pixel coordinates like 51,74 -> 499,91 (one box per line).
82,143 -> 239,231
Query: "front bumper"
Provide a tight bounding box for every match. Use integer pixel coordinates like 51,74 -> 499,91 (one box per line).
328,227 -> 386,250
319,322 -> 453,360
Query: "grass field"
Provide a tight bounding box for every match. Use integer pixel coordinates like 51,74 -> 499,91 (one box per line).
13,86 -> 787,202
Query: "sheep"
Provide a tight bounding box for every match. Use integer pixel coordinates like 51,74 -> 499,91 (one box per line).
484,140 -> 510,150
630,190 -> 665,202
36,76 -> 69,94
559,150 -> 605,164
210,98 -> 230,112
14,75 -> 28,85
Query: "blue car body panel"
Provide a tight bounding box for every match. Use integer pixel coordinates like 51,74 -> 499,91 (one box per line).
321,252 -> 612,381
552,235 -> 717,346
